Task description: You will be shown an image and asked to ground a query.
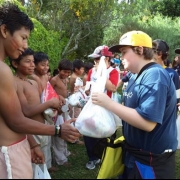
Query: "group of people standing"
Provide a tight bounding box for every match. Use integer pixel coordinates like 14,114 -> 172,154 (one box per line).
0,2 -> 180,179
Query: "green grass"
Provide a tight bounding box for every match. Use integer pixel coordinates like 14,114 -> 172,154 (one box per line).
50,128 -> 180,179
50,139 -> 98,179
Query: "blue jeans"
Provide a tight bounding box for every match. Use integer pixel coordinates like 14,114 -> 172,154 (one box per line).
83,136 -> 100,161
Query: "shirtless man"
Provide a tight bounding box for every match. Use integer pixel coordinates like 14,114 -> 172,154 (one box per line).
0,3 -> 80,179
10,48 -> 60,172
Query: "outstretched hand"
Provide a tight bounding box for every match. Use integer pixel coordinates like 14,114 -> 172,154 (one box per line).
61,118 -> 81,143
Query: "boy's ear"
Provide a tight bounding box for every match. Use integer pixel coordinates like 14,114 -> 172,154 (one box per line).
138,46 -> 144,55
0,24 -> 8,38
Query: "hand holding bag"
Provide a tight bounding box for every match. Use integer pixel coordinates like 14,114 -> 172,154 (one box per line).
75,56 -> 116,138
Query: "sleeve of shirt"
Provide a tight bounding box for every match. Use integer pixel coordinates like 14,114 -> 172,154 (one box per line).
87,68 -> 93,81
109,69 -> 119,86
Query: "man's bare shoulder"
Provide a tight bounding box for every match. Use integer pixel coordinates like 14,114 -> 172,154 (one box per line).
15,77 -> 40,104
50,75 -> 58,83
30,79 -> 38,87
0,61 -> 13,75
70,73 -> 78,79
15,77 -> 38,90
0,62 -> 15,85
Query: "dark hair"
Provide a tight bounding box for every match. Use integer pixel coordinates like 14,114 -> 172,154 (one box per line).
58,59 -> 73,71
34,52 -> 49,65
114,53 -> 120,59
0,2 -> 34,35
132,46 -> 154,60
172,55 -> 180,68
84,62 -> 94,74
152,41 -> 169,61
48,68 -> 51,73
72,59 -> 84,72
53,68 -> 59,76
9,48 -> 34,70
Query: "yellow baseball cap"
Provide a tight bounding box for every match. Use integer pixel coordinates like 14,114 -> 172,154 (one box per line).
109,30 -> 152,52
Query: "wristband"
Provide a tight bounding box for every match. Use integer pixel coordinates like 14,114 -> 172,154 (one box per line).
59,125 -> 62,137
31,144 -> 40,149
55,125 -> 61,137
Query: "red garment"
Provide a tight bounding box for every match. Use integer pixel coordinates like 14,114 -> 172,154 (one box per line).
87,67 -> 119,98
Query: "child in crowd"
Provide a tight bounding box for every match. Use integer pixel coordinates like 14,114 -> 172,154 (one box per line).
47,68 -> 52,81
113,53 -> 121,72
69,59 -> 85,145
9,48 -> 61,173
29,52 -> 50,94
83,62 -> 94,86
53,68 -> 59,77
29,51 -> 63,172
50,59 -> 73,165
153,39 -> 180,111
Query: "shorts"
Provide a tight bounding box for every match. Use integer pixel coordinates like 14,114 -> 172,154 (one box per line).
0,137 -> 32,179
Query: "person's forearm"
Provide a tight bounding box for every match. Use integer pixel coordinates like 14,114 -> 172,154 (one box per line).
22,101 -> 52,117
105,100 -> 157,132
27,134 -> 38,147
105,79 -> 117,92
7,116 -> 56,136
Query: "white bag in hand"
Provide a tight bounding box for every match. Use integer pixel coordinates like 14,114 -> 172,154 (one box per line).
75,98 -> 116,138
33,164 -> 51,179
75,56 -> 116,138
68,88 -> 88,108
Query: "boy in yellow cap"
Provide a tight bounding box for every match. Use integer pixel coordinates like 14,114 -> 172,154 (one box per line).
92,30 -> 177,178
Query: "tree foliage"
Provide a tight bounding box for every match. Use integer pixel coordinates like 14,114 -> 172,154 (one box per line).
151,0 -> 180,19
2,0 -> 180,67
103,0 -> 180,60
24,0 -> 115,59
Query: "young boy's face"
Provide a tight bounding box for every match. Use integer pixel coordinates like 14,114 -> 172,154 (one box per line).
35,60 -> 49,75
59,70 -> 72,79
75,67 -> 84,76
120,46 -> 138,72
16,55 -> 35,76
6,27 -> 30,59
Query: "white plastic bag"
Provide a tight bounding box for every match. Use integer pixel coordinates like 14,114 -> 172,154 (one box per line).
33,164 -> 51,179
68,88 -> 88,108
75,99 -> 116,138
177,114 -> 180,149
74,77 -> 83,87
75,56 -> 116,138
